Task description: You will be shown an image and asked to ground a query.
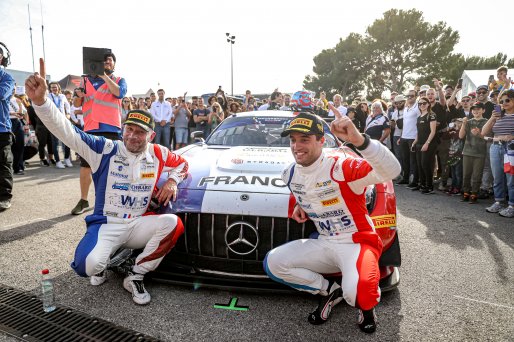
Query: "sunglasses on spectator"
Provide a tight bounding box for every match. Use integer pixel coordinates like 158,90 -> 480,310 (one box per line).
477,91 -> 487,95
461,99 -> 470,102
499,98 -> 512,104
418,102 -> 428,106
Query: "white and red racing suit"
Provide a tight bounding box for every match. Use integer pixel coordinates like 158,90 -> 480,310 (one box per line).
33,99 -> 188,277
265,140 -> 401,311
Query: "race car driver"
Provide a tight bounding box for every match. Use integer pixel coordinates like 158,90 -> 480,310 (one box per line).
264,110 -> 401,333
25,59 -> 188,305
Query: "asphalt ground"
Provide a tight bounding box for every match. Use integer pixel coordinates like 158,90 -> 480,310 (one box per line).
1,157 -> 513,341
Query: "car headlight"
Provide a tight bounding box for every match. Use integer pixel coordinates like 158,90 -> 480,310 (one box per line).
365,185 -> 377,214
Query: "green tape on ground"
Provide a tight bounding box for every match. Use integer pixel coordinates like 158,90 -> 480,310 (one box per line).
214,297 -> 249,311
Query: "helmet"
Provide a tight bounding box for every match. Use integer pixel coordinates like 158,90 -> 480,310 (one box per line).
291,91 -> 313,110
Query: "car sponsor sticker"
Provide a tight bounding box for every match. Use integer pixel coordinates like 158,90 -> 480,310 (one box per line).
141,172 -> 155,179
321,197 -> 340,207
371,214 -> 396,229
198,175 -> 286,188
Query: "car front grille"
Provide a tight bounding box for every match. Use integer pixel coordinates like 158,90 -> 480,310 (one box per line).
174,213 -> 316,261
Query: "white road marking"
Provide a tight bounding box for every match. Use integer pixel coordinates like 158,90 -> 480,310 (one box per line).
3,218 -> 58,230
454,295 -> 514,310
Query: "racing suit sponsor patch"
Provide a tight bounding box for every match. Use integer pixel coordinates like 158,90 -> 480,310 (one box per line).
316,180 -> 332,187
112,183 -> 129,191
321,197 -> 340,207
141,172 -> 155,179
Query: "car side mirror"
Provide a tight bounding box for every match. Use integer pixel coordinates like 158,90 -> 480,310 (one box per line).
190,130 -> 205,143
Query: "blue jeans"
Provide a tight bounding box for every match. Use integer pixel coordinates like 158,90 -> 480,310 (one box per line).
51,134 -> 70,162
490,143 -> 514,205
450,160 -> 463,189
154,123 -> 171,149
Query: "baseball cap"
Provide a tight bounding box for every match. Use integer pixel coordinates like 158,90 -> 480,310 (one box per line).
394,95 -> 406,103
476,85 -> 488,92
124,110 -> 154,132
281,112 -> 324,137
419,85 -> 430,92
470,102 -> 485,110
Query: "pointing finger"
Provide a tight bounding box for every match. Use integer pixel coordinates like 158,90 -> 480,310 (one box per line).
39,58 -> 46,79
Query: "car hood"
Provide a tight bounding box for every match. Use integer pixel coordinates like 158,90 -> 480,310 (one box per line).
177,145 -> 293,194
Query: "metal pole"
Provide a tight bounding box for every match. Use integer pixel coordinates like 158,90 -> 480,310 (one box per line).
28,4 -> 35,72
40,0 -> 46,64
230,43 -> 233,96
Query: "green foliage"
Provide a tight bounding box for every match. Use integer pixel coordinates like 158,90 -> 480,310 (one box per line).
304,8 -> 511,100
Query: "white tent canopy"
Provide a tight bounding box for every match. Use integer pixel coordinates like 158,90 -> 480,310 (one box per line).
460,69 -> 496,97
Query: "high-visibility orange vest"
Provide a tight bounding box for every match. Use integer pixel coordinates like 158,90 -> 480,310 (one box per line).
82,76 -> 122,132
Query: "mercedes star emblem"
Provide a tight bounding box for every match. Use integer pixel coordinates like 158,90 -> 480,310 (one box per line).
225,221 -> 259,255
240,194 -> 249,201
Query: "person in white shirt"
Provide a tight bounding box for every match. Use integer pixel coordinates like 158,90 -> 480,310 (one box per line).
390,95 -> 406,166
150,89 -> 173,149
397,89 -> 421,187
48,82 -> 72,168
328,94 -> 348,117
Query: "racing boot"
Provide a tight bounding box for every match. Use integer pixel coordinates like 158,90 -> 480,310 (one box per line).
90,270 -> 107,286
308,280 -> 343,325
358,308 -> 377,333
123,271 -> 151,305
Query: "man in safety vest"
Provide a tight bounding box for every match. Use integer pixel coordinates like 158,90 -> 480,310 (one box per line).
72,52 -> 127,215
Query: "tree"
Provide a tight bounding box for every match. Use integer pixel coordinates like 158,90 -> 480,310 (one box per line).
304,33 -> 368,101
363,9 -> 459,96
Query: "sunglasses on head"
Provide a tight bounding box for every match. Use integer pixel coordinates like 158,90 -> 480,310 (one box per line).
499,98 -> 512,104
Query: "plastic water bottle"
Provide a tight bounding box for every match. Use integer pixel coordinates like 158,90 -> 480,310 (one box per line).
41,269 -> 56,313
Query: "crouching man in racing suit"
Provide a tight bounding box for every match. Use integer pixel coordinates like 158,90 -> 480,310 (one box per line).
264,110 -> 401,333
25,59 -> 188,305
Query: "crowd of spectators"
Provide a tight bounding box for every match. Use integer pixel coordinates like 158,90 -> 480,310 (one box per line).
4,62 -> 514,218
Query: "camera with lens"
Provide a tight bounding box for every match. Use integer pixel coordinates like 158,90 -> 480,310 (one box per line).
83,47 -> 111,76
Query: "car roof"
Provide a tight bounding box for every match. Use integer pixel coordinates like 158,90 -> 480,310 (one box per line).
229,110 -> 296,118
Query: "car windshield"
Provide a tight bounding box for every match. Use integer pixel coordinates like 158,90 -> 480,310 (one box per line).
206,115 -> 339,148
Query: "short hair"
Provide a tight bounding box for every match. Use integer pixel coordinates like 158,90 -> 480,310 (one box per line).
104,52 -> 116,63
333,94 -> 342,101
270,91 -> 282,101
63,90 -> 72,95
150,92 -> 156,96
192,96 -> 198,100
157,89 -> 164,93
497,65 -> 508,74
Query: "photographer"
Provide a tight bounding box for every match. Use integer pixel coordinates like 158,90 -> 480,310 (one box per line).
72,52 -> 127,215
172,96 -> 192,149
0,42 -> 15,211
208,101 -> 224,131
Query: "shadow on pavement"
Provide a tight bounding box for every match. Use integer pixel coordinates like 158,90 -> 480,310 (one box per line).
395,185 -> 513,283
0,213 -> 79,246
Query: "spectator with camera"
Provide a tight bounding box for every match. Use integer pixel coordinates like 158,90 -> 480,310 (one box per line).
72,51 -> 127,215
209,101 -> 224,132
489,66 -> 512,93
173,96 -> 192,149
459,103 -> 488,204
482,89 -> 514,217
327,94 -> 347,117
446,118 -> 464,195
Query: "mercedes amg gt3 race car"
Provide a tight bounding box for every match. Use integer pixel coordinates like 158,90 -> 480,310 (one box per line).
152,111 -> 401,292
